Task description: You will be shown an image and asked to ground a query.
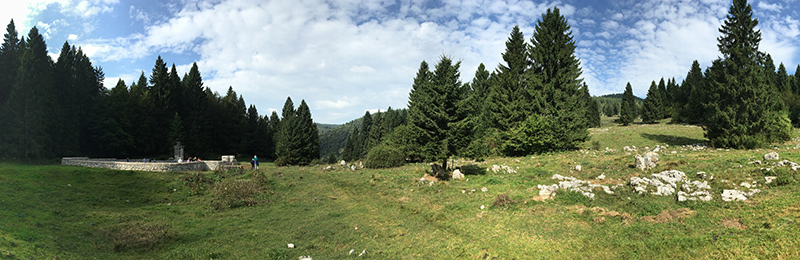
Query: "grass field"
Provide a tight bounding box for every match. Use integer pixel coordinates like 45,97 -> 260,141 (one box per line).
2,118 -> 800,259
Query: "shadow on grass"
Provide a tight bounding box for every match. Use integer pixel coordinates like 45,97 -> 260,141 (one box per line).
459,164 -> 486,175
641,133 -> 706,146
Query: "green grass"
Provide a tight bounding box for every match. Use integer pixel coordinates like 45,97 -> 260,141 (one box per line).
2,119 -> 800,259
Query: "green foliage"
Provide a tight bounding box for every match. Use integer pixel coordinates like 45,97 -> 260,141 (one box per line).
641,81 -> 661,124
275,98 -> 319,165
619,83 -> 638,125
364,144 -> 405,169
704,0 -> 791,148
502,114 -> 554,156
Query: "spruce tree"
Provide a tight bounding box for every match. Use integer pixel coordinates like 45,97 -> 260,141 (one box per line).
1,27 -> 55,160
582,84 -> 601,127
275,97 -> 297,165
0,20 -> 21,107
527,7 -> 587,151
793,65 -> 800,94
641,81 -> 661,124
405,56 -> 464,169
705,0 -> 791,148
680,61 -> 705,124
483,26 -> 528,136
295,100 -> 319,164
619,83 -> 637,125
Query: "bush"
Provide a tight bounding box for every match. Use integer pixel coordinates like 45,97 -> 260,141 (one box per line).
492,193 -> 516,208
182,172 -> 211,195
364,144 -> 405,169
771,168 -> 797,187
210,179 -> 264,210
107,221 -> 175,252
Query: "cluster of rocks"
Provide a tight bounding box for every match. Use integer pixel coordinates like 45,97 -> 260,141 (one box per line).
629,170 -> 712,201
487,165 -> 517,174
323,160 -> 362,171
634,152 -> 659,171
537,174 -> 623,199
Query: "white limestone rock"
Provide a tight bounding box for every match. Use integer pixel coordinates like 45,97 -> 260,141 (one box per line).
722,189 -> 748,201
452,169 -> 465,180
634,152 -> 659,171
764,152 -> 779,161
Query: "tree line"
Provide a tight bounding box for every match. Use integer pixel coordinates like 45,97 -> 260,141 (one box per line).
618,0 -> 797,148
334,7 -> 600,168
0,20 -> 318,163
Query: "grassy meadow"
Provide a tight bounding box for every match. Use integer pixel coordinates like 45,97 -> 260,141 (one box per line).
2,117 -> 800,259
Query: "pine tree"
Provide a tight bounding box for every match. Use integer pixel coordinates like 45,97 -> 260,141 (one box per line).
619,83 -> 637,125
275,97 -> 297,165
793,65 -> 800,94
656,78 -> 669,119
641,81 -> 661,124
0,27 -> 55,160
527,7 -> 588,151
295,100 -> 319,164
483,26 -> 528,136
680,61 -> 705,124
268,111 -> 280,159
582,83 -> 601,127
405,56 -> 464,169
0,20 -> 21,107
705,0 -> 791,148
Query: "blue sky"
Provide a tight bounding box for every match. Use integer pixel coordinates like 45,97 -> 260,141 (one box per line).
2,0 -> 799,124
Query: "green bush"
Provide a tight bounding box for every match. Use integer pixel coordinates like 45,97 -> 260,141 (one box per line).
210,179 -> 264,210
364,144 -> 405,169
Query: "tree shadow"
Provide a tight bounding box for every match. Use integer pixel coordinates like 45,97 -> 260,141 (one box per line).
641,133 -> 706,146
459,164 -> 486,175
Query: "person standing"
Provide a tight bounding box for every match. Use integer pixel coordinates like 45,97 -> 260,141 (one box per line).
253,155 -> 259,169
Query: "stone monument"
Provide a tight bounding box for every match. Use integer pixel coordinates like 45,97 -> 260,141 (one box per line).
174,142 -> 184,162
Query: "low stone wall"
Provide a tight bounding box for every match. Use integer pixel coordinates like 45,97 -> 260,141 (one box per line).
62,157 -> 222,172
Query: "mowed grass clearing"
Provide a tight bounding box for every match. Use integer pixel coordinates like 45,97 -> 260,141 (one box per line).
2,119 -> 800,259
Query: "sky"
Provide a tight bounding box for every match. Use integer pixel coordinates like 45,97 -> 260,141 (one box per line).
1,0 -> 799,124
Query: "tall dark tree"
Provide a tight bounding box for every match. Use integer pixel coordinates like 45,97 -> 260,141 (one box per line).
483,26 -> 528,136
619,83 -> 637,125
582,83 -> 601,127
641,81 -> 661,124
275,97 -> 318,165
295,100 -> 319,164
0,20 -> 21,107
679,61 -> 705,124
404,56 -> 464,169
705,0 -> 791,148
527,7 -> 588,151
0,27 -> 55,160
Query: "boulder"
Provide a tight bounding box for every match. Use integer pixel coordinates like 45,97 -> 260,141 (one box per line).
537,184 -> 558,199
574,165 -> 582,171
339,160 -> 346,166
764,152 -> 779,161
634,152 -> 659,171
722,189 -> 748,201
452,169 -> 464,180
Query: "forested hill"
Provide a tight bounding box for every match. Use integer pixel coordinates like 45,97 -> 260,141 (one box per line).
600,93 -> 644,101
318,118 -> 361,158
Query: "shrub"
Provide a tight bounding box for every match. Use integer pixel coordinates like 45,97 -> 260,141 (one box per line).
107,221 -> 175,252
182,172 -> 211,195
210,179 -> 264,210
492,193 -> 516,208
771,168 -> 797,187
365,144 -> 405,169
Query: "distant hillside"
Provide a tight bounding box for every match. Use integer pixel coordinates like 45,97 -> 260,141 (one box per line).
600,93 -> 644,102
316,123 -> 340,135
318,118 -> 362,158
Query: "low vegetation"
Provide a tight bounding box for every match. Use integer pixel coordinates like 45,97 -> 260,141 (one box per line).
2,119 -> 800,259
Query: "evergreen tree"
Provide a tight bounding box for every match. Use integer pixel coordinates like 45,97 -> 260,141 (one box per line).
527,7 -> 588,151
404,56 -> 464,169
0,20 -> 21,107
705,0 -> 791,148
680,60 -> 705,124
619,83 -> 637,125
268,111 -> 280,159
181,63 -> 209,157
641,81 -> 661,124
483,26 -> 528,136
0,27 -> 55,160
793,65 -> 800,94
582,83 -> 601,127
295,100 -> 319,164
359,111 -> 373,158
656,78 -> 669,119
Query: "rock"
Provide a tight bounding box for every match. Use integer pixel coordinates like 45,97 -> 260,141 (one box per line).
339,160 -> 346,166
350,165 -> 357,171
634,152 -> 659,171
481,187 -> 489,192
722,189 -> 748,201
764,152 -> 779,161
488,165 -> 517,174
774,160 -> 799,168
574,165 -> 582,171
748,160 -> 762,165
740,182 -> 752,189
299,256 -> 312,260
765,176 -> 777,184
452,169 -> 464,180
630,170 -> 712,201
596,173 -> 606,180
537,184 -> 558,199
288,243 -> 295,248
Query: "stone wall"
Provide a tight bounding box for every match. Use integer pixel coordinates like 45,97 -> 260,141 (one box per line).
62,157 -> 222,172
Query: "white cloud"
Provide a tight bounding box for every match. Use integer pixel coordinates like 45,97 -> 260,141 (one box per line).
757,1 -> 782,12
68,33 -> 77,40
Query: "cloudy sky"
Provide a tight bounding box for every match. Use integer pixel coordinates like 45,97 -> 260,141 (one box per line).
1,0 -> 799,124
